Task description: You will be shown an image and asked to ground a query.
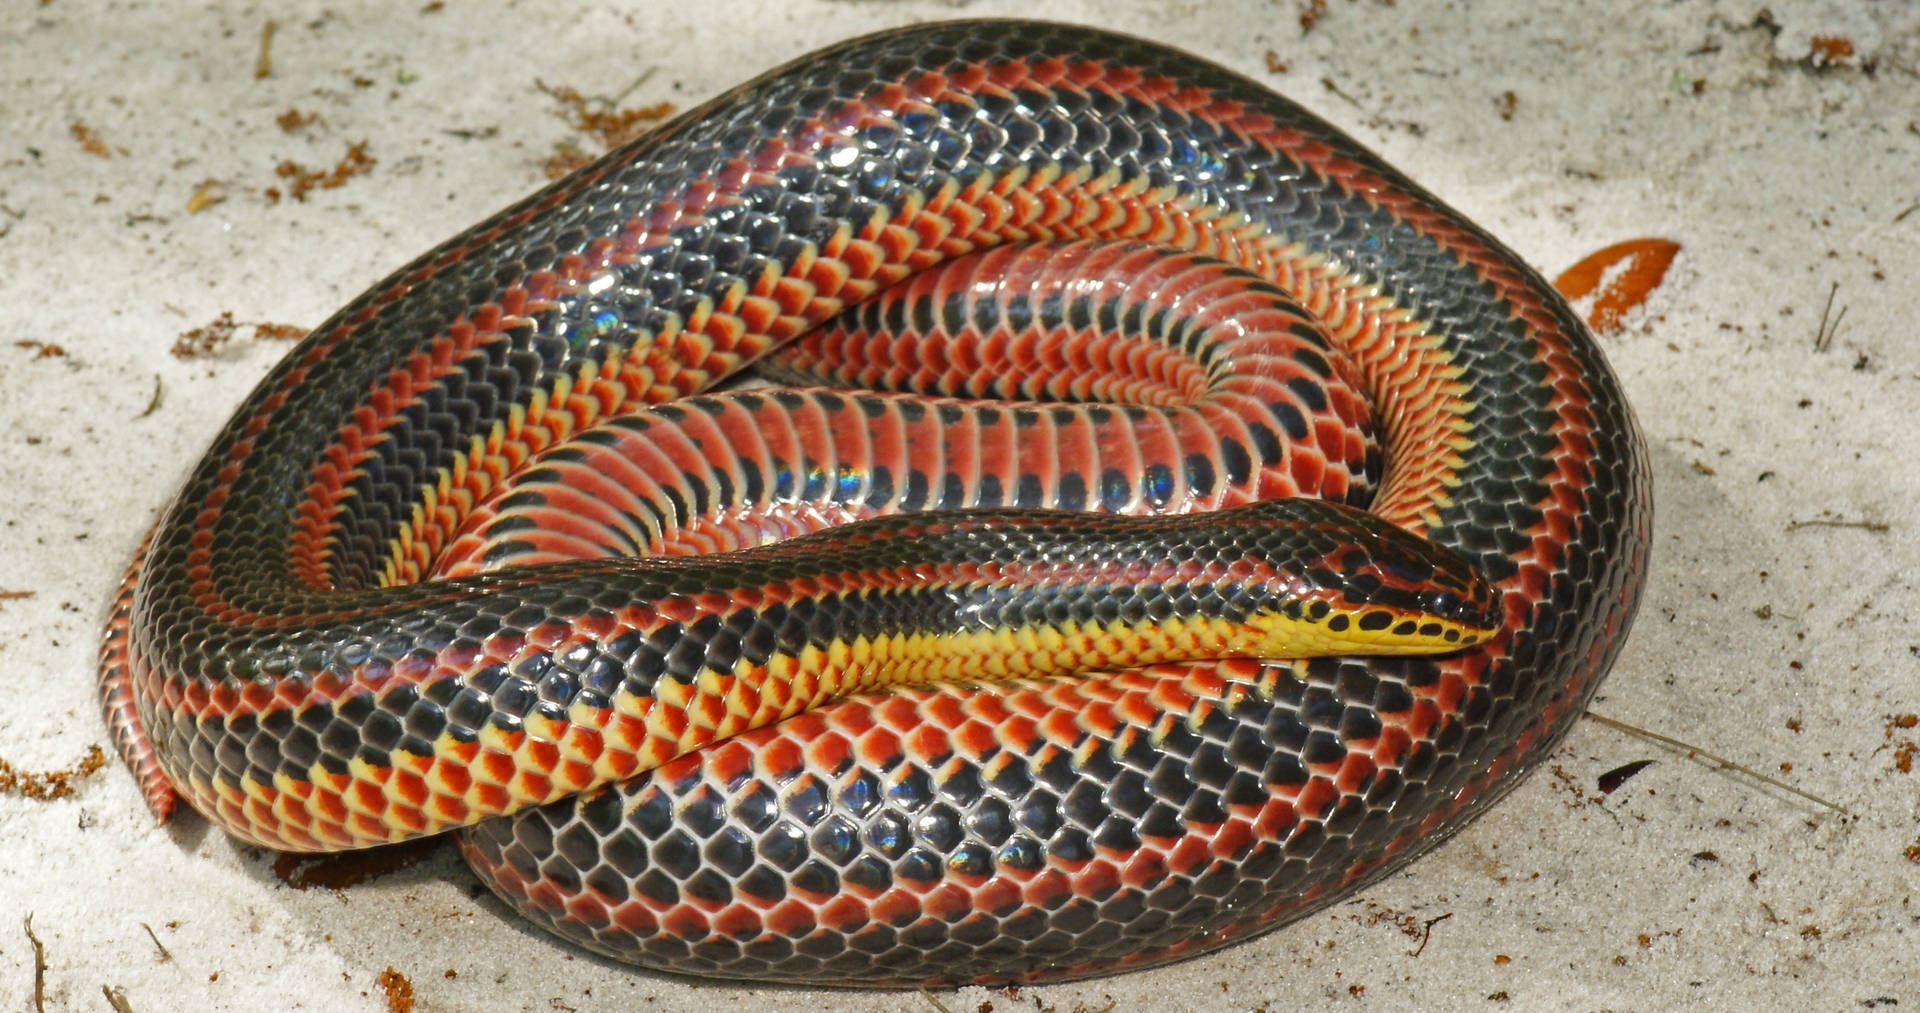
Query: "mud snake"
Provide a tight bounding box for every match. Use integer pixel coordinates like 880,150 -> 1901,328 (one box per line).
99,20 -> 1651,986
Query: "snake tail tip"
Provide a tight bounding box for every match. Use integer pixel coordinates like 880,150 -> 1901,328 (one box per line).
142,781 -> 178,823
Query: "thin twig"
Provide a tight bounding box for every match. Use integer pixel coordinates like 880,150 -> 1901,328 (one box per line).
1785,517 -> 1889,533
607,67 -> 659,105
1319,76 -> 1361,107
1586,711 -> 1851,815
1408,912 -> 1453,957
254,19 -> 276,79
916,988 -> 956,1013
26,913 -> 46,1013
1812,282 -> 1846,352
139,922 -> 171,962
139,374 -> 162,418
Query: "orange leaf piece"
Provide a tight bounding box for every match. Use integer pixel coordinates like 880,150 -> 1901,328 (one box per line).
1552,238 -> 1680,334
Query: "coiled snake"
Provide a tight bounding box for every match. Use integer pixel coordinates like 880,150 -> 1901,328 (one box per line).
99,20 -> 1651,986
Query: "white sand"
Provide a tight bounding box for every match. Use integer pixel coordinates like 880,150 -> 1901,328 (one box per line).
3,1 -> 1916,1009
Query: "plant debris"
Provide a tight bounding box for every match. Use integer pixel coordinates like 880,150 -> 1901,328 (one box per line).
71,122 -> 117,158
172,312 -> 305,357
376,966 -> 414,1012
0,746 -> 105,800
537,77 -> 674,178
1552,239 -> 1681,334
265,141 -> 375,204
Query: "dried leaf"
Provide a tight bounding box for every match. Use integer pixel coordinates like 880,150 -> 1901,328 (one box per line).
1553,238 -> 1680,334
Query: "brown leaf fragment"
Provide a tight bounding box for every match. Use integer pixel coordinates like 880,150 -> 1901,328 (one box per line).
172,312 -> 306,357
376,966 -> 415,1012
1807,36 -> 1854,66
1553,238 -> 1681,334
71,121 -> 112,157
537,79 -> 674,150
1298,0 -> 1327,33
268,141 -> 374,203
276,109 -> 321,132
0,745 -> 106,799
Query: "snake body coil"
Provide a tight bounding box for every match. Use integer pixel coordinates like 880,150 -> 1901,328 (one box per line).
100,21 -> 1651,985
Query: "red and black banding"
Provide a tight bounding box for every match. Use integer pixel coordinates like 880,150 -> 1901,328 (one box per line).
100,21 -> 1649,986
436,241 -> 1377,574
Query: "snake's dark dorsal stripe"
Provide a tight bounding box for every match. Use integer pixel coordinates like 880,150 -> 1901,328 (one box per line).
100,20 -> 1649,986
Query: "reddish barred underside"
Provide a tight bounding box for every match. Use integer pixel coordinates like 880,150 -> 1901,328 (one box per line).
99,20 -> 1649,985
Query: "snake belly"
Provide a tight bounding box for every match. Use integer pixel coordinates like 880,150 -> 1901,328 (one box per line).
99,20 -> 1652,986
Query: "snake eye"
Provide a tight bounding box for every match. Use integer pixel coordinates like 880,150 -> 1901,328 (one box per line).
1423,585 -> 1500,631
1423,589 -> 1478,624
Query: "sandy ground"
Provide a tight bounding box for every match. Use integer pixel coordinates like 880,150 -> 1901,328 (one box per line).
2,1 -> 1916,1010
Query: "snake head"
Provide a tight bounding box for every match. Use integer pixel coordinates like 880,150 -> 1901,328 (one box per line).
1223,499 -> 1504,657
